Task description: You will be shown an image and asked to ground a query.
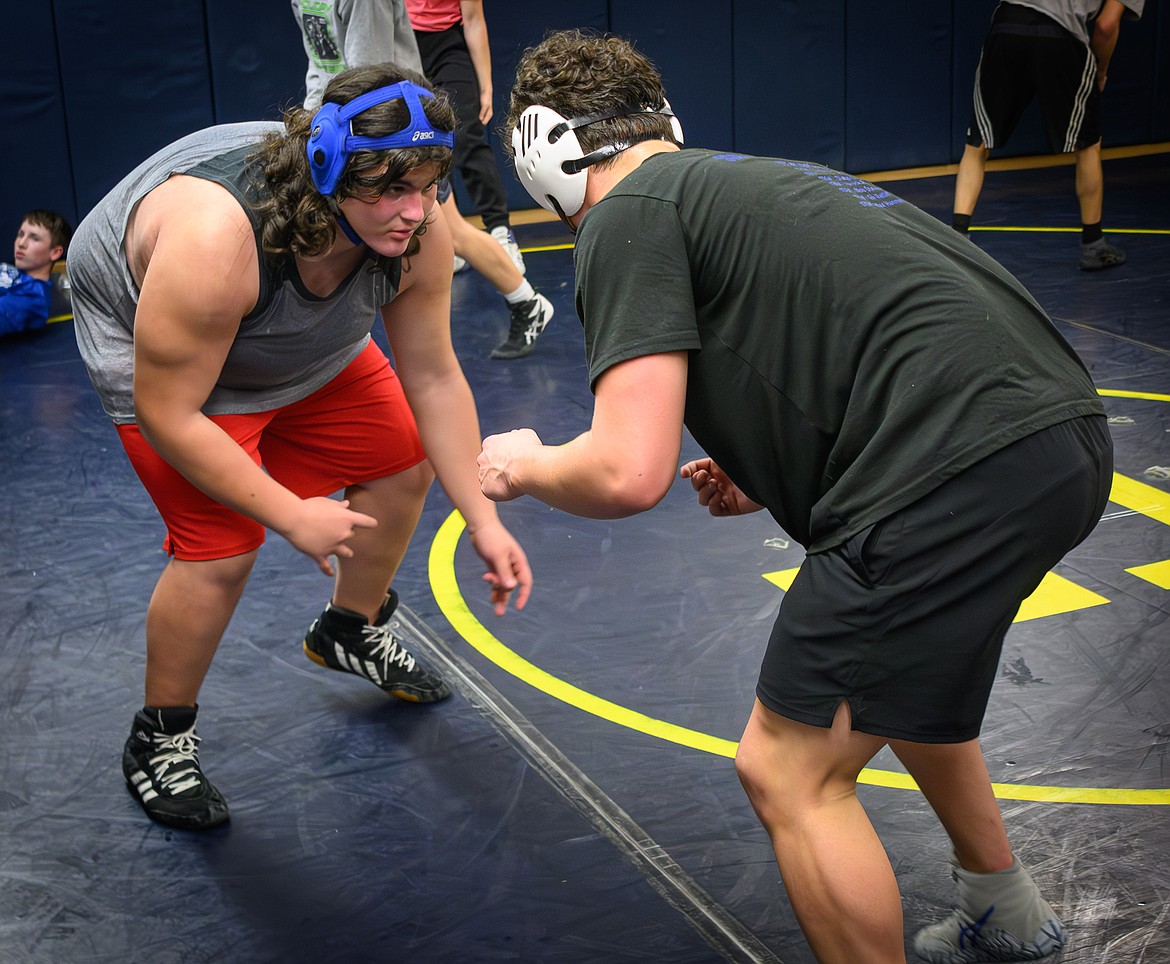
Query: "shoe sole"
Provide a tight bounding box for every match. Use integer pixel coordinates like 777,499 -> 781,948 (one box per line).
490,346 -> 534,360
123,774 -> 230,830
303,641 -> 453,703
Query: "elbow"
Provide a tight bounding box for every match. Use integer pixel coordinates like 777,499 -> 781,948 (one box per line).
1093,20 -> 1121,48
133,399 -> 158,440
596,467 -> 674,518
133,397 -> 181,452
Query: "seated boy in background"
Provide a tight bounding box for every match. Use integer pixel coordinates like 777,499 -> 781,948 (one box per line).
1,209 -> 73,336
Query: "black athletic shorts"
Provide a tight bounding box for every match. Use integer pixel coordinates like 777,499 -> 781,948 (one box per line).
757,415 -> 1113,744
967,3 -> 1101,153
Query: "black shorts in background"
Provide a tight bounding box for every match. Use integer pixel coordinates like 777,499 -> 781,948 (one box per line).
967,3 -> 1101,153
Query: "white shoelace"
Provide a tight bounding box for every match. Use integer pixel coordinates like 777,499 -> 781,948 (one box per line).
146,726 -> 202,796
361,623 -> 417,676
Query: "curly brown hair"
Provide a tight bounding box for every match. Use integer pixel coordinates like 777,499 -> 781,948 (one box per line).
249,63 -> 456,264
504,29 -> 676,168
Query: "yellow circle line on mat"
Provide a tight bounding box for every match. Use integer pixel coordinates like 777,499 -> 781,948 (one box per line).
1099,388 -> 1170,402
429,511 -> 1168,806
970,226 -> 1170,235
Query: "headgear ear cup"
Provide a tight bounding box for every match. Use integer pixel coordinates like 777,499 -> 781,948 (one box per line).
511,105 -> 590,218
661,99 -> 684,145
512,100 -> 684,219
307,102 -> 351,197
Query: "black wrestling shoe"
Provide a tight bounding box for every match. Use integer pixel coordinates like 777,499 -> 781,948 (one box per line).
491,293 -> 553,359
303,589 -> 452,703
122,707 -> 229,830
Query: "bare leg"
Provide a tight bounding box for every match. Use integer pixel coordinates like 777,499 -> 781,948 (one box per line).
889,738 -> 1013,873
953,143 -> 991,218
441,195 -> 522,294
1074,139 -> 1104,225
736,699 -> 905,963
143,550 -> 257,706
331,461 -> 434,621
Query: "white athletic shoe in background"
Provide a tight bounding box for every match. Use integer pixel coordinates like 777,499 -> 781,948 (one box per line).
490,225 -> 526,275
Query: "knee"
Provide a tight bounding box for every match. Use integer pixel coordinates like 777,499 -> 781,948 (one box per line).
961,143 -> 990,163
734,733 -> 765,801
735,730 -> 801,825
403,458 -> 436,494
346,460 -> 434,515
169,551 -> 256,599
378,459 -> 435,501
735,703 -> 872,827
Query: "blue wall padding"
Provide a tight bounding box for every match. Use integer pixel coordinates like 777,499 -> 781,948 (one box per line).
733,0 -> 848,171
1106,3 -> 1163,143
54,0 -> 216,217
6,6 -> 76,233
846,1 -> 955,173
206,0 -> 307,122
2,0 -> 1165,238
1157,18 -> 1170,137
610,0 -> 735,156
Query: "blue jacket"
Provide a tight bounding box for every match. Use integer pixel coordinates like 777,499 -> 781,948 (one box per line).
0,262 -> 52,336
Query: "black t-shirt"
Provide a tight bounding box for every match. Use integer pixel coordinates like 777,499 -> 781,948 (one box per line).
573,149 -> 1104,551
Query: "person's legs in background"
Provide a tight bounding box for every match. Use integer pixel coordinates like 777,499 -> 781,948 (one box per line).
1075,139 -> 1127,270
952,143 -> 991,234
440,194 -> 552,359
417,25 -> 525,272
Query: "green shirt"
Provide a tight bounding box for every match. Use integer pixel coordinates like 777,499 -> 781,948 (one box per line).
574,149 -> 1104,552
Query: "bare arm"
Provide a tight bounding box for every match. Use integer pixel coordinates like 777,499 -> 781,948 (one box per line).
478,351 -> 689,518
129,177 -> 376,574
385,209 -> 531,611
1091,0 -> 1126,88
459,0 -> 494,125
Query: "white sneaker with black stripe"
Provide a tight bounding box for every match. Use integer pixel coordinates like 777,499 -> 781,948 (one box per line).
491,293 -> 553,360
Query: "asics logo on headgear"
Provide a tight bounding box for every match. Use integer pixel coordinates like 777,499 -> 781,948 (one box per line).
412,131 -> 435,142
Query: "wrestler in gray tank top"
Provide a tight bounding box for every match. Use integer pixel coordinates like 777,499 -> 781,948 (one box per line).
70,121 -> 401,423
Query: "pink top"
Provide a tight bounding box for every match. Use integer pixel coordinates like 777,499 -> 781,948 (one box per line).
404,0 -> 461,33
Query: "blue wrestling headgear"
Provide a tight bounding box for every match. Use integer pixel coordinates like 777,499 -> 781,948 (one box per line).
307,81 -> 455,197
512,101 -> 683,220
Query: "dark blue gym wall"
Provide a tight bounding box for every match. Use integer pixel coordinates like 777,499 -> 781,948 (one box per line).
4,0 -> 1167,243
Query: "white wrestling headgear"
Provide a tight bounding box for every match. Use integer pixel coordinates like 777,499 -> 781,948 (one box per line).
511,101 -> 683,220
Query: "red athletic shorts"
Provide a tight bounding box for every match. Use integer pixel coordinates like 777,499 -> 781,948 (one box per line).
117,341 -> 426,561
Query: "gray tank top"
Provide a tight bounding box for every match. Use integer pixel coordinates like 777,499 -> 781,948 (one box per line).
70,122 -> 401,423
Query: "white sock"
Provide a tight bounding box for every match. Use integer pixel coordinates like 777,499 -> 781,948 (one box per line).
955,857 -> 1057,937
503,280 -> 535,305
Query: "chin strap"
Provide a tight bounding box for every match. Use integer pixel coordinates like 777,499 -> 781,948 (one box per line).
335,213 -> 363,246
327,197 -> 364,247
